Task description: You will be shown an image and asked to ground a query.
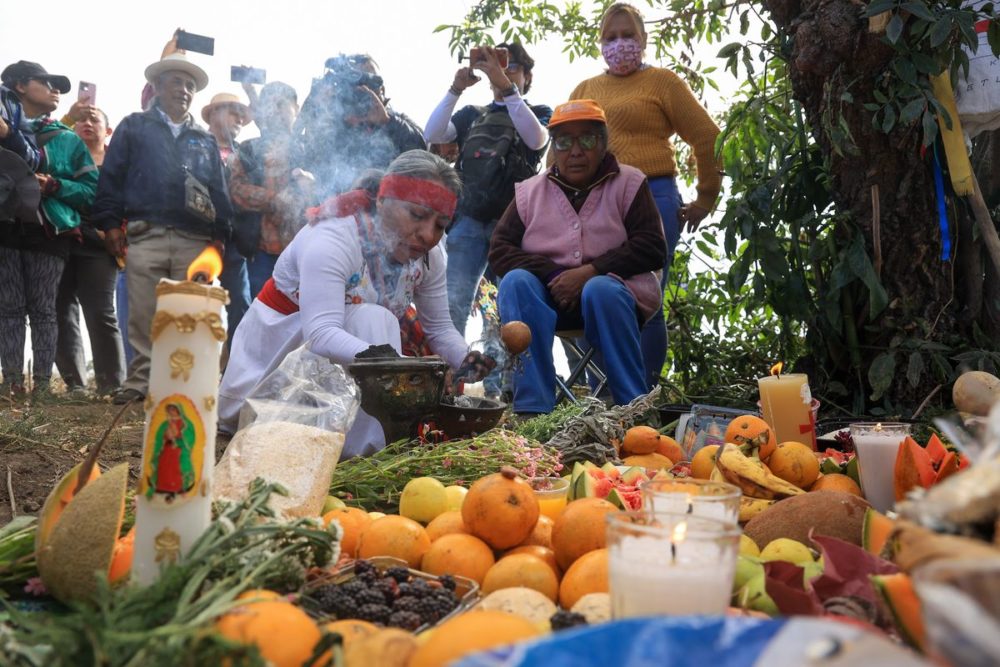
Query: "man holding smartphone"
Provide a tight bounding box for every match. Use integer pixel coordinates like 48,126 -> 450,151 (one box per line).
93,52 -> 233,405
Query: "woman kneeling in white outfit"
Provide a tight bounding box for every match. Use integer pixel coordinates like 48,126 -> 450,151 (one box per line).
219,149 -> 494,457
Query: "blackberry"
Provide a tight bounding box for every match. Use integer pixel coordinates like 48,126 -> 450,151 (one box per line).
397,582 -> 424,598
549,610 -> 588,631
392,596 -> 421,613
415,595 -> 452,624
313,585 -> 350,614
356,588 -> 387,607
385,567 -> 411,583
374,578 -> 399,604
340,579 -> 366,598
353,559 -> 376,576
437,574 -> 457,591
431,590 -> 458,613
356,603 -> 391,624
387,610 -> 423,631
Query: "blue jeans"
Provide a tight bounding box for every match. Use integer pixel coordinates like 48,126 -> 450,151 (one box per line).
641,176 -> 682,388
115,270 -> 133,366
247,250 -> 280,301
498,269 -> 645,414
446,214 -> 502,395
220,243 -> 251,347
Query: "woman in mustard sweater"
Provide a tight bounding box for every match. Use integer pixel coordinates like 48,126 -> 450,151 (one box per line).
569,2 -> 722,389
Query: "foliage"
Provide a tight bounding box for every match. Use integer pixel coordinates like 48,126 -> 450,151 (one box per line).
0,517 -> 35,589
438,0 -> 1000,414
0,480 -> 339,667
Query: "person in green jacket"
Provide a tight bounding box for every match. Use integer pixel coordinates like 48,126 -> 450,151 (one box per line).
0,61 -> 98,400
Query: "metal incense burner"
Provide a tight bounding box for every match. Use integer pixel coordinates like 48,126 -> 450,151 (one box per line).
347,356 -> 448,444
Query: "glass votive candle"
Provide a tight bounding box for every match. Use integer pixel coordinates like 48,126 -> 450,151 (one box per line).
849,422 -> 912,513
640,478 -> 741,527
606,511 -> 740,618
529,477 -> 569,520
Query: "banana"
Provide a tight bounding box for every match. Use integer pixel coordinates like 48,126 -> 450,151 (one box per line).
739,495 -> 776,523
716,444 -> 805,500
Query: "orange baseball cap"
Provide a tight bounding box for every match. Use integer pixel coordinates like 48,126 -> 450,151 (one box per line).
548,99 -> 607,129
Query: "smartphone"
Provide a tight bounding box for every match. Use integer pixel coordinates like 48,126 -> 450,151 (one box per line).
231,66 -> 267,85
469,47 -> 509,69
175,30 -> 215,56
78,81 -> 96,106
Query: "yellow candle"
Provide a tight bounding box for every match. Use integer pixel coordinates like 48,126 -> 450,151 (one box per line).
133,249 -> 228,585
757,372 -> 816,448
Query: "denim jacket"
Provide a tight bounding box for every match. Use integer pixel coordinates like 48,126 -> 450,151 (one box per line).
92,106 -> 232,241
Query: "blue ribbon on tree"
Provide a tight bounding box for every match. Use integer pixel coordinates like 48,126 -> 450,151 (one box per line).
932,144 -> 952,262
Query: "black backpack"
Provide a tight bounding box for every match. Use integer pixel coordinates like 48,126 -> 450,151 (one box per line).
456,108 -> 537,221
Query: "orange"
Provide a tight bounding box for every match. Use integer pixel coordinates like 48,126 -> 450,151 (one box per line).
215,599 -> 320,667
655,435 -> 684,463
690,445 -> 720,479
357,515 -> 431,568
551,498 -> 619,571
420,533 -> 495,585
236,589 -> 283,602
559,548 -> 609,609
503,545 -> 560,578
724,415 -> 777,460
323,507 -> 372,558
767,441 -> 820,489
517,515 -> 554,549
425,510 -> 470,541
462,468 -> 539,550
409,610 -> 540,667
483,553 -> 559,601
810,473 -> 862,496
622,425 -> 660,455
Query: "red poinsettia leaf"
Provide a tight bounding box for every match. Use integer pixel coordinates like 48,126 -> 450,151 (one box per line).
763,560 -> 824,616
808,532 -> 899,605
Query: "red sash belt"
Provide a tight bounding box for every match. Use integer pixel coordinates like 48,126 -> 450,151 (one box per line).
257,277 -> 299,315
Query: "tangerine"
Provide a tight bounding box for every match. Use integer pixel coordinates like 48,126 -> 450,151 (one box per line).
810,473 -> 862,496
768,441 -> 820,489
724,415 -> 777,460
483,553 -> 560,601
517,515 -> 554,549
504,545 -> 560,578
656,435 -> 684,463
691,445 -> 720,479
558,548 -> 609,609
322,507 -> 372,558
551,498 -> 619,571
425,510 -> 470,541
420,533 -> 495,585
622,425 -> 660,455
462,468 -> 539,550
356,515 -> 431,568
409,610 -> 540,667
215,599 -> 320,667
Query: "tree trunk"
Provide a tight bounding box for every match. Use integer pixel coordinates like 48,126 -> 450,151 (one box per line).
763,0 -> 994,411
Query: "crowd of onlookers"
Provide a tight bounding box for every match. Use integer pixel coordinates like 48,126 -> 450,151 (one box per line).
1,3 -> 723,417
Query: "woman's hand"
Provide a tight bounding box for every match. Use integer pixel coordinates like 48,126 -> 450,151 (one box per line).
548,265 -> 597,311
678,203 -> 710,233
65,99 -> 97,125
471,46 -> 513,92
451,66 -> 480,93
458,350 -> 497,383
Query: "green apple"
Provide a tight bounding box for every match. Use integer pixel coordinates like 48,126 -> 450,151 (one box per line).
733,555 -> 764,593
322,495 -> 347,514
801,560 -> 824,588
736,574 -> 779,616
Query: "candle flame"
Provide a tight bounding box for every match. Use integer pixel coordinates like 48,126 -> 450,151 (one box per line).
770,362 -> 784,376
187,246 -> 223,283
671,521 -> 687,544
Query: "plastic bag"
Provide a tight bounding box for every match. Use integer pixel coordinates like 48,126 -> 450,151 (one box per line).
238,345 -> 358,434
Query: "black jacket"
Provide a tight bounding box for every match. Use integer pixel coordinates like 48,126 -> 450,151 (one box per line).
93,107 -> 232,241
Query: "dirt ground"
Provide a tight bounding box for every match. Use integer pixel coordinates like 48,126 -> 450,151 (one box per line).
0,395 -> 230,525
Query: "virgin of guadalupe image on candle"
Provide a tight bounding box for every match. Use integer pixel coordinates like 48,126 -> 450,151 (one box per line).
140,395 -> 206,505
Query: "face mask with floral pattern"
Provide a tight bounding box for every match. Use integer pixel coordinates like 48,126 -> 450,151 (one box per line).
601,37 -> 643,75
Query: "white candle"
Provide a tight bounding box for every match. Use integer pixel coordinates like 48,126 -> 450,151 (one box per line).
133,268 -> 228,585
850,423 -> 911,513
641,479 -> 741,527
758,371 -> 816,448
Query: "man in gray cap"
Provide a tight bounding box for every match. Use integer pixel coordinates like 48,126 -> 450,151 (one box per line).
93,52 -> 233,404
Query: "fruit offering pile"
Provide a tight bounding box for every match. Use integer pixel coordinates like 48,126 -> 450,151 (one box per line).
310,560 -> 462,630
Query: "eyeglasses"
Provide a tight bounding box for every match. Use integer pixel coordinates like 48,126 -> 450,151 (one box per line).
29,78 -> 57,91
552,133 -> 601,151
504,62 -> 523,74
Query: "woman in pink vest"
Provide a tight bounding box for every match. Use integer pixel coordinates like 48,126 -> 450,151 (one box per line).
489,100 -> 666,414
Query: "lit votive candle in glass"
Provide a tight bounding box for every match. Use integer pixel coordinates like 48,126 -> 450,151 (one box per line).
849,422 -> 911,513
607,512 -> 740,618
529,477 -> 569,520
640,478 -> 741,527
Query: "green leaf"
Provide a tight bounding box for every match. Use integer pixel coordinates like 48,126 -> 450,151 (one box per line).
882,104 -> 897,133
907,351 -> 925,387
900,97 -> 925,124
869,352 -> 897,401
717,42 -> 742,58
902,2 -> 936,22
922,109 -> 939,145
846,236 -> 889,317
867,0 -> 895,17
989,22 -> 1000,56
929,17 -> 952,47
886,14 -> 905,44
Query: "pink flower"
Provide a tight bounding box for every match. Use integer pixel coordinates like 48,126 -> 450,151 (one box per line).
24,577 -> 47,596
442,458 -> 453,469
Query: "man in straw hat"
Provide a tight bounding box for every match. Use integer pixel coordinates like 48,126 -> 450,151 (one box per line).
93,51 -> 233,405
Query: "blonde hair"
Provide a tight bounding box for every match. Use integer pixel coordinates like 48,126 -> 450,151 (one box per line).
599,3 -> 648,44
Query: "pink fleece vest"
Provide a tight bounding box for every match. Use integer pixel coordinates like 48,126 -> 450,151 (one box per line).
514,165 -> 663,321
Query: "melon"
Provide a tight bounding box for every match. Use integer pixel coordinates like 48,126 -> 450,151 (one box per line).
36,464 -> 129,603
894,437 -> 935,502
861,508 -> 894,557
36,462 -> 102,549
743,491 -> 870,549
952,370 -> 1000,415
872,573 -> 926,652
